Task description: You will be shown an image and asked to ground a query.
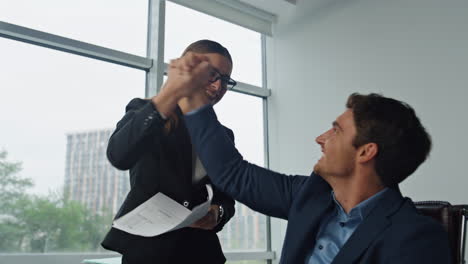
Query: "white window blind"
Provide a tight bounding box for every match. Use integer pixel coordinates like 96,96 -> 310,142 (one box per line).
169,0 -> 276,36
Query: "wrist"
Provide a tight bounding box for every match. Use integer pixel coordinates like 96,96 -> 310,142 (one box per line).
178,97 -> 205,114
216,205 -> 224,224
151,89 -> 180,117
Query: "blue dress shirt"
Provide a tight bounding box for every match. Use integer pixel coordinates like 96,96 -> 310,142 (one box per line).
307,188 -> 388,264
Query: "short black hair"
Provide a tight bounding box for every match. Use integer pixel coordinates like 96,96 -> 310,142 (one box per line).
346,93 -> 432,187
182,39 -> 232,65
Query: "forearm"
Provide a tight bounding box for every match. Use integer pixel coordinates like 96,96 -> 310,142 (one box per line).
184,106 -> 296,219
151,83 -> 183,117
107,99 -> 166,170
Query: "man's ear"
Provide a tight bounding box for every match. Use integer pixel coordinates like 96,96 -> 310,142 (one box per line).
357,142 -> 378,163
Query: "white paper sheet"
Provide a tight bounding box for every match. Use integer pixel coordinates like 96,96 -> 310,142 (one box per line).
112,185 -> 213,237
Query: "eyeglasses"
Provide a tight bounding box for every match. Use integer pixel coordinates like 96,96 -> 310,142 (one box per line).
209,68 -> 237,90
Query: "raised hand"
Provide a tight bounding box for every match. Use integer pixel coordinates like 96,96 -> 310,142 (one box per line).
151,52 -> 214,116
165,52 -> 213,98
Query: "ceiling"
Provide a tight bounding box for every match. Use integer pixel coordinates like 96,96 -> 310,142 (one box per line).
236,0 -> 297,19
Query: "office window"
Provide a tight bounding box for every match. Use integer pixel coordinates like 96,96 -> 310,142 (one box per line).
165,1 -> 263,87
0,0 -> 148,55
1,1 -> 271,262
165,2 -> 267,252
215,92 -> 266,251
0,37 -> 144,253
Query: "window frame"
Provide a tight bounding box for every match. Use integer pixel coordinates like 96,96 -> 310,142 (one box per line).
0,0 -> 274,263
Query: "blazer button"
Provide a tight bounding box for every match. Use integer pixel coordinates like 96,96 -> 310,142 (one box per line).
183,201 -> 189,207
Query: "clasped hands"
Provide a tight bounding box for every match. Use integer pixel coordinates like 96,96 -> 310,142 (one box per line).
159,52 -> 217,114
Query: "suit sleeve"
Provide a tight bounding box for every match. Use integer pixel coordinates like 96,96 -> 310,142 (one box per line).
107,98 -> 167,170
211,127 -> 235,232
184,106 -> 307,220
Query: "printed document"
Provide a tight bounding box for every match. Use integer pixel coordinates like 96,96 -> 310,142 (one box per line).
112,185 -> 213,237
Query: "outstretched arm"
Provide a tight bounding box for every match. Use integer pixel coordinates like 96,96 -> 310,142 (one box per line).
158,52 -> 308,218
184,106 -> 309,219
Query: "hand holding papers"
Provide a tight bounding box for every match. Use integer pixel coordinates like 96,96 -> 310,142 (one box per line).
112,185 -> 213,237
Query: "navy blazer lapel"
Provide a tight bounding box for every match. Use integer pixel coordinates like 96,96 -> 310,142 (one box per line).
331,188 -> 404,264
284,177 -> 334,263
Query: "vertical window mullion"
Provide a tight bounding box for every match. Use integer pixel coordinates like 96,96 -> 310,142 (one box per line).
146,0 -> 166,98
261,33 -> 273,264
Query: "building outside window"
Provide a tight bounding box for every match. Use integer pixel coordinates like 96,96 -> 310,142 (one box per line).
0,1 -> 272,263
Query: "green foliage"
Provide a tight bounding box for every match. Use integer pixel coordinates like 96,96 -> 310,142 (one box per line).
0,216 -> 24,251
0,150 -> 33,214
0,150 -> 112,253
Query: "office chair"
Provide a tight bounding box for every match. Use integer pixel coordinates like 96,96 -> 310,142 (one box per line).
414,201 -> 468,264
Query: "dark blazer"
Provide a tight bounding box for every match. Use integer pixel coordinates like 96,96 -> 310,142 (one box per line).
101,99 -> 235,264
184,105 -> 452,264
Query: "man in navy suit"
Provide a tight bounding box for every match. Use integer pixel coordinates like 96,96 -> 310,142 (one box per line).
152,53 -> 452,263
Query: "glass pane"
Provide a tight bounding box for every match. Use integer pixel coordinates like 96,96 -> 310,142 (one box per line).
0,0 -> 148,56
214,92 -> 267,251
215,92 -> 264,166
0,38 -> 145,253
165,1 -> 262,87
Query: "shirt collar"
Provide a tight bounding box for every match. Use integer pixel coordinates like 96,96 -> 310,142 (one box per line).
331,188 -> 388,221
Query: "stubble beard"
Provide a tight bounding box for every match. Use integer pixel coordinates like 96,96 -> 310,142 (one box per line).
313,161 -> 323,177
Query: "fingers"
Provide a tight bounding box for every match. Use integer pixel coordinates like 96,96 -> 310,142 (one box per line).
164,52 -> 214,103
191,220 -> 215,230
168,52 -> 212,81
192,218 -> 210,228
189,218 -> 211,230
182,52 -> 198,70
192,61 -> 212,85
173,52 -> 209,72
184,51 -> 209,65
168,58 -> 190,75
189,208 -> 218,230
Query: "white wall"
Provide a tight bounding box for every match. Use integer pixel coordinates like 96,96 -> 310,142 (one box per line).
267,0 -> 468,261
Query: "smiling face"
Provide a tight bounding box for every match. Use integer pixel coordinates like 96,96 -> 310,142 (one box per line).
202,53 -> 233,105
314,109 -> 359,181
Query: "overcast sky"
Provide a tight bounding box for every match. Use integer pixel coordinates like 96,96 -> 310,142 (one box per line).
0,0 -> 265,195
